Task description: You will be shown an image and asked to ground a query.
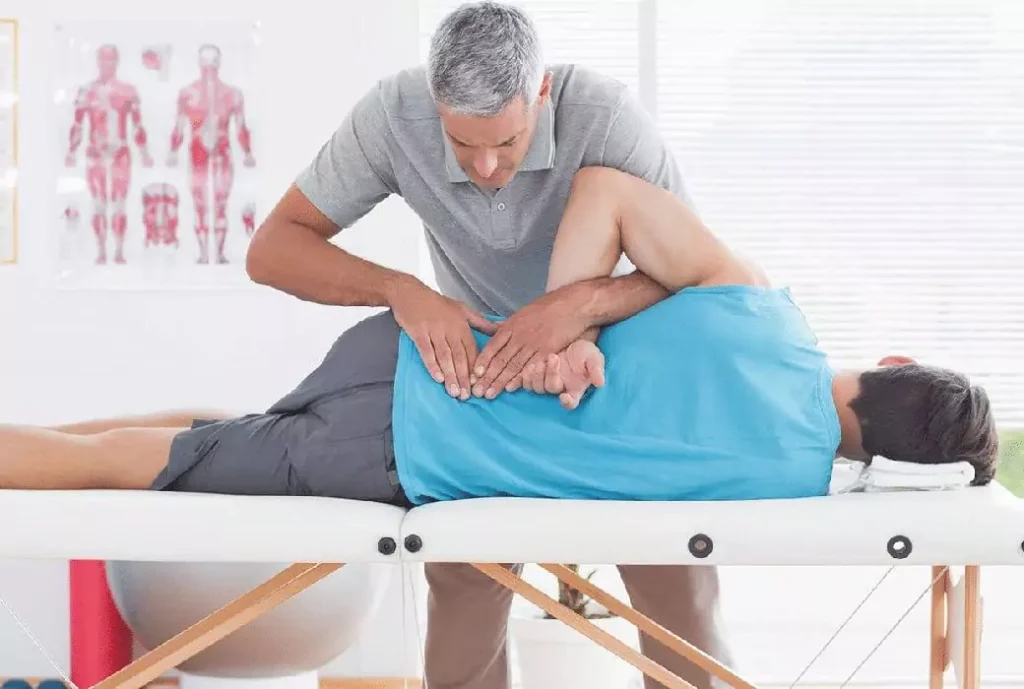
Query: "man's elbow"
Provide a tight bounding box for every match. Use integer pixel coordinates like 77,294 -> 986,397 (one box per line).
245,225 -> 277,285
246,187 -> 341,287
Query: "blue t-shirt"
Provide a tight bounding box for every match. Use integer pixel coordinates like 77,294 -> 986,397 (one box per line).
391,285 -> 841,504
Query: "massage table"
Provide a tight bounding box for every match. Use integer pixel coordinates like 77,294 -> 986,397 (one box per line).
0,483 -> 1021,689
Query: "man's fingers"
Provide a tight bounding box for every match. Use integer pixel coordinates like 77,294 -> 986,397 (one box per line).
465,309 -> 499,335
507,356 -> 540,393
432,333 -> 460,397
523,354 -> 547,393
488,348 -> 534,399
586,352 -> 606,388
515,362 -> 533,393
473,325 -> 513,379
411,332 -> 444,384
544,353 -> 564,394
450,336 -> 473,400
475,342 -> 520,396
559,391 -> 580,410
513,353 -> 569,396
461,330 -> 481,397
504,373 -> 524,393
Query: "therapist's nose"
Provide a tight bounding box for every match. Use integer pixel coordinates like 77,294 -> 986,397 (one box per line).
474,151 -> 499,179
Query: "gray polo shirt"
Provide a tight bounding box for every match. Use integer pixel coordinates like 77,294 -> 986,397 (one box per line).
295,63 -> 689,317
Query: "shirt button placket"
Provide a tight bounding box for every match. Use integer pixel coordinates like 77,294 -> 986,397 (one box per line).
492,198 -> 513,246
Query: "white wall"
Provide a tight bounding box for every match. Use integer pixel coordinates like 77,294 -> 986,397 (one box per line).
0,0 -> 430,680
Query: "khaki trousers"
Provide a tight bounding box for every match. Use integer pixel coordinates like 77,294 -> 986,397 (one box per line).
422,562 -> 732,689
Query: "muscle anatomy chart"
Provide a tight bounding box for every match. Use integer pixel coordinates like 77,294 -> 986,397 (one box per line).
0,19 -> 18,265
168,44 -> 256,265
54,21 -> 261,289
142,181 -> 180,249
65,43 -> 155,265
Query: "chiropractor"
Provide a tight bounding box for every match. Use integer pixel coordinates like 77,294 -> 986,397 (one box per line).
245,2 -> 732,687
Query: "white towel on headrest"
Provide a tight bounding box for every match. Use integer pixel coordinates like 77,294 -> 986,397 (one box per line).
864,456 -> 974,491
868,455 -> 974,477
829,457 -> 974,494
828,461 -> 868,494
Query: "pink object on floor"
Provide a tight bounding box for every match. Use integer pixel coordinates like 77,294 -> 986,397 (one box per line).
70,560 -> 133,688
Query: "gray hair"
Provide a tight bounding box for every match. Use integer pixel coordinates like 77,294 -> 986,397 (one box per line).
427,1 -> 545,116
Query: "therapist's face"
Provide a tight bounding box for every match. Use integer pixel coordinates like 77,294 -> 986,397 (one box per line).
438,73 -> 551,190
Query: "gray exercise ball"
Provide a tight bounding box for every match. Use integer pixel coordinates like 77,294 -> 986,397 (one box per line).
105,560 -> 392,678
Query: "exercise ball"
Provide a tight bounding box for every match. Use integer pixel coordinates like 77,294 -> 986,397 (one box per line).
106,561 -> 392,687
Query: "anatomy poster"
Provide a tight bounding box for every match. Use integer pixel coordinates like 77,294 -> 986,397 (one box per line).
0,19 -> 17,265
53,20 -> 261,289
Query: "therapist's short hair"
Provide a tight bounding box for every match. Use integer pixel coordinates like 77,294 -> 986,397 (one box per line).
427,1 -> 545,116
849,363 -> 999,486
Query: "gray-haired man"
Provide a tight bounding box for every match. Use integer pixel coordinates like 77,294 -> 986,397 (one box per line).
247,2 -> 732,687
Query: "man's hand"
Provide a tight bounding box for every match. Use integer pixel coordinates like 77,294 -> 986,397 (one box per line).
517,340 -> 606,410
389,276 -> 497,400
471,284 -> 593,399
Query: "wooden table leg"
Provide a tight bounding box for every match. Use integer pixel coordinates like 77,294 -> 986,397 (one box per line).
94,562 -> 343,689
471,562 -> 759,689
962,566 -> 982,689
930,565 -> 951,689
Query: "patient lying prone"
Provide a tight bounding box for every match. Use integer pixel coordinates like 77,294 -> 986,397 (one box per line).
0,168 -> 1000,502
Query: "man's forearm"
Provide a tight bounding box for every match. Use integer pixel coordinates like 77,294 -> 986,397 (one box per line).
577,269 -> 671,337
247,222 -> 412,307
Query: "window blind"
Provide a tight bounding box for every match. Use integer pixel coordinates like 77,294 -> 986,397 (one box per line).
417,0 -> 1024,428
418,0 -> 642,96
657,0 -> 1024,427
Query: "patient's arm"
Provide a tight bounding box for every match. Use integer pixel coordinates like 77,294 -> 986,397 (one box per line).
547,166 -> 768,308
516,167 -> 768,405
476,166 -> 762,401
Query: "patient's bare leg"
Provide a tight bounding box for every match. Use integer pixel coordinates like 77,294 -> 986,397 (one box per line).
547,166 -> 766,293
51,408 -> 234,435
0,424 -> 180,490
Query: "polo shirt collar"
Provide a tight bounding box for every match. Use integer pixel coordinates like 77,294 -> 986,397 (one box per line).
443,97 -> 556,183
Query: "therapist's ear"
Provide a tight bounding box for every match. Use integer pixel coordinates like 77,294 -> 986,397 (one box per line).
537,72 -> 552,103
878,355 -> 916,367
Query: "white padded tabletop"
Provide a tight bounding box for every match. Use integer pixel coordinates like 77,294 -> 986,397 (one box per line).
399,484 -> 1024,566
0,490 -> 407,563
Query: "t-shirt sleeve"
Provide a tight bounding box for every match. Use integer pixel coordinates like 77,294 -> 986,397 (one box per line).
600,89 -> 695,207
294,82 -> 398,229
599,89 -> 698,276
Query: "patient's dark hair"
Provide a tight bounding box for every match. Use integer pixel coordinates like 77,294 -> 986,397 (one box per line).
849,364 -> 999,486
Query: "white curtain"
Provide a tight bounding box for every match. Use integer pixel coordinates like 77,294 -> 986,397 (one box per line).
419,0 -> 1024,428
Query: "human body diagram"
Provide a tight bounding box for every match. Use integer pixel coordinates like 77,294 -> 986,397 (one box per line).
63,42 -> 256,268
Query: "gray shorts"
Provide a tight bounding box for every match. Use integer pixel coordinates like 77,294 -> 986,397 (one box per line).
149,311 -> 412,508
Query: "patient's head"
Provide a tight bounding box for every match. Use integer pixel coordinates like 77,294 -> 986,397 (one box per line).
833,356 -> 999,485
